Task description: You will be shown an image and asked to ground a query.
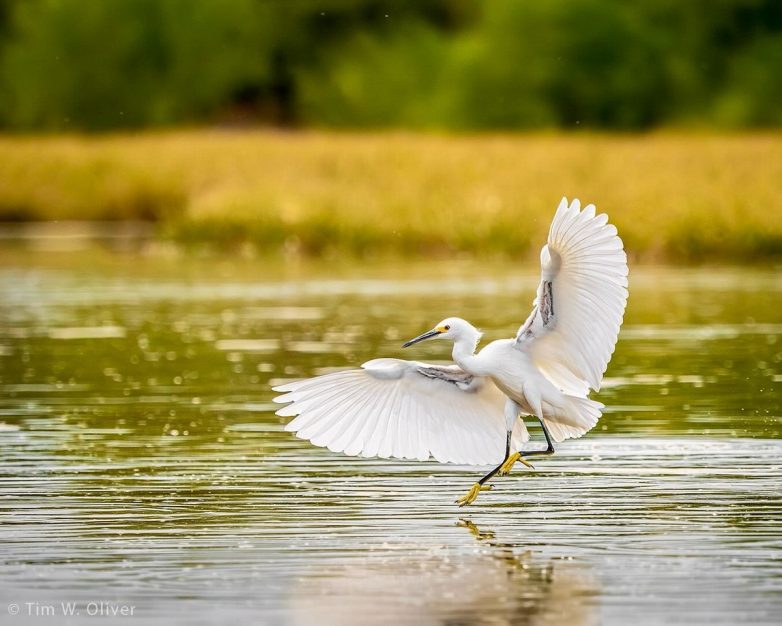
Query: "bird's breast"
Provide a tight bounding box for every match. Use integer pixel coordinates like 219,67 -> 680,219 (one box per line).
474,340 -> 533,401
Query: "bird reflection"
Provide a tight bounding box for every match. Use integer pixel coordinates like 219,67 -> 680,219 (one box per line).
287,520 -> 599,626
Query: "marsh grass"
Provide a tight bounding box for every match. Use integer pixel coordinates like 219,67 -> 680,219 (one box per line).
0,131 -> 780,261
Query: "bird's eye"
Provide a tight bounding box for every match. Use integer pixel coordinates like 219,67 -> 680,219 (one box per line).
444,325 -> 450,330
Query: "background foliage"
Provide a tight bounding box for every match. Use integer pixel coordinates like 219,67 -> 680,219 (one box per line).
0,0 -> 780,131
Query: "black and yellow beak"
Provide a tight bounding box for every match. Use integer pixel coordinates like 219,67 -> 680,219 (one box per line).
402,328 -> 441,348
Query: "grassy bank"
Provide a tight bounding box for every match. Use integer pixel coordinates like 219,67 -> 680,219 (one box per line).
0,131 -> 780,261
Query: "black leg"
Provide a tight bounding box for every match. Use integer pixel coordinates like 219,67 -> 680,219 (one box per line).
540,419 -> 556,452
477,431 -> 512,486
518,417 -> 556,456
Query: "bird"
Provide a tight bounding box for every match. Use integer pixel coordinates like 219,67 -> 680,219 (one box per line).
273,198 -> 628,506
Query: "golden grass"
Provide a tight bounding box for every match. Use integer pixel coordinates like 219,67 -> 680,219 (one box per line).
0,130 -> 780,261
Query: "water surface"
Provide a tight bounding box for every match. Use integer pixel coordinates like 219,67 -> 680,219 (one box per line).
0,249 -> 780,625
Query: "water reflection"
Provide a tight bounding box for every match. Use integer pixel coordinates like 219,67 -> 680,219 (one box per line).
288,520 -> 598,626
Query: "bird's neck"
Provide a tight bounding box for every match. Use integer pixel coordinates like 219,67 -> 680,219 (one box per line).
452,328 -> 483,374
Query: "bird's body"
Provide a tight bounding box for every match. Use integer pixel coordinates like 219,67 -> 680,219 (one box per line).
274,198 -> 628,504
450,334 -> 593,432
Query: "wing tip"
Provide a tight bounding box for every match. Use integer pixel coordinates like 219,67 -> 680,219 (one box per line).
275,405 -> 299,417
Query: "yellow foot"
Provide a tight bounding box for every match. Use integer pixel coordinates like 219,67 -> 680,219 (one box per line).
455,483 -> 492,507
497,452 -> 535,476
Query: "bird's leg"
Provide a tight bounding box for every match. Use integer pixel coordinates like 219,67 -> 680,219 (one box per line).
495,401 -> 535,477
516,418 -> 556,457
497,429 -> 535,476
455,482 -> 493,507
497,452 -> 535,475
540,419 -> 556,453
456,431 -> 532,507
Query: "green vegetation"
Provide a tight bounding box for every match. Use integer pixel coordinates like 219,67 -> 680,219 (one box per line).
0,0 -> 780,131
1,131 -> 780,261
1,1 -> 777,263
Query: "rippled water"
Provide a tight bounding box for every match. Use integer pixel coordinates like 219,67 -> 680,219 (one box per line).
1,249 -> 780,625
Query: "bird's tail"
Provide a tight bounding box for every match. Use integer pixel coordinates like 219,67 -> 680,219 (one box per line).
542,394 -> 603,443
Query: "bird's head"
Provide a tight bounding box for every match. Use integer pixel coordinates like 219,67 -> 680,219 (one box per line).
402,317 -> 481,348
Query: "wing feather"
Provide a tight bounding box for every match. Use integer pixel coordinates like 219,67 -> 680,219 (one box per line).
274,358 -> 529,465
516,198 -> 628,396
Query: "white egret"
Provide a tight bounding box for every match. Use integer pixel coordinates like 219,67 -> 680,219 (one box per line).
273,198 -> 628,505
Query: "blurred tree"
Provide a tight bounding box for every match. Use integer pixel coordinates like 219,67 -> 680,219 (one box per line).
713,35 -> 782,126
0,0 -> 16,34
295,0 -> 782,130
0,0 -> 273,129
634,0 -> 782,125
248,0 -> 473,125
295,22 -> 448,127
0,0 -> 779,131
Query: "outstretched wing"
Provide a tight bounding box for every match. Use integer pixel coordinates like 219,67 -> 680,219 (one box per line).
516,198 -> 628,396
273,358 -> 529,466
